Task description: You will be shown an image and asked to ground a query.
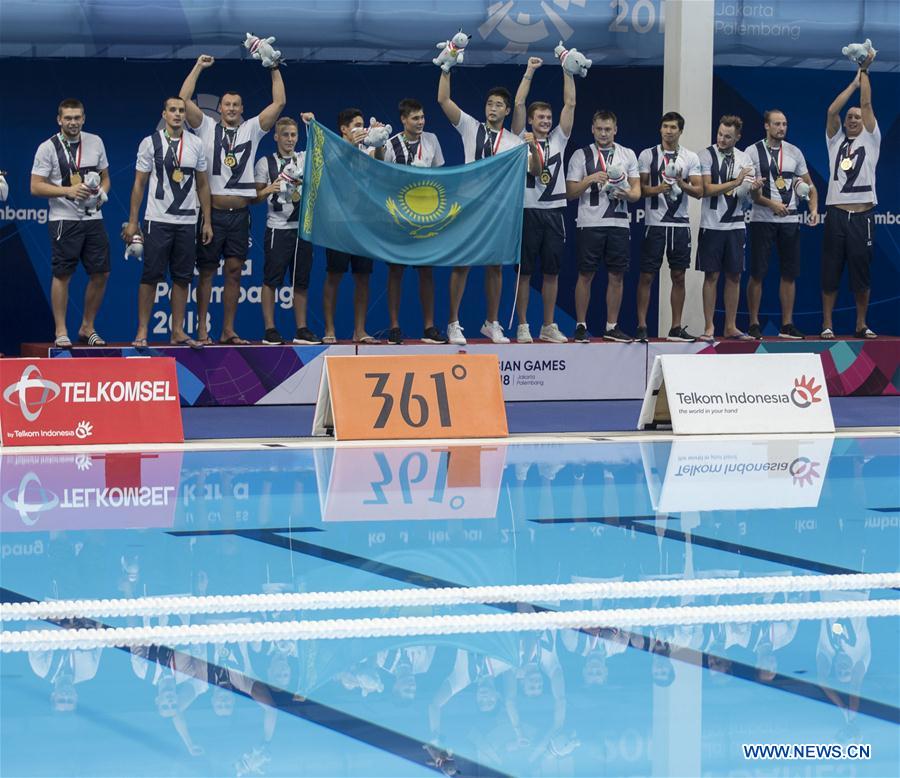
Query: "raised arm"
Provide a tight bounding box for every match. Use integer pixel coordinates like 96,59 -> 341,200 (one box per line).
512,57 -> 541,135
258,67 -> 286,132
559,71 -> 576,137
179,55 -> 215,129
826,73 -> 859,139
437,71 -> 461,126
858,65 -> 876,132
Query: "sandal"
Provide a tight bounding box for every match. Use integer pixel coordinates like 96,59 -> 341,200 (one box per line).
196,335 -> 214,345
171,336 -> 204,350
697,333 -> 716,344
131,338 -> 149,349
820,328 -> 835,340
218,335 -> 251,345
854,327 -> 877,339
322,335 -> 337,344
354,335 -> 382,344
79,331 -> 106,346
54,335 -> 73,348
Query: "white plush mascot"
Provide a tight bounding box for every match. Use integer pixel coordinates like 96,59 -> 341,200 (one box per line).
0,170 -> 8,202
841,38 -> 876,66
661,160 -> 682,202
122,223 -> 144,260
603,163 -> 631,198
363,117 -> 393,149
79,171 -> 108,214
794,180 -> 811,201
277,160 -> 303,204
433,30 -> 471,72
554,41 -> 592,78
244,32 -> 283,68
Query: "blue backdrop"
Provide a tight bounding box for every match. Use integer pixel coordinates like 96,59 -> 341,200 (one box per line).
0,59 -> 897,353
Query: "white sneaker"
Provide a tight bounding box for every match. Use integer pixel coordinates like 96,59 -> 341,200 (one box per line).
539,323 -> 567,343
447,321 -> 466,345
516,324 -> 533,343
481,320 -> 510,344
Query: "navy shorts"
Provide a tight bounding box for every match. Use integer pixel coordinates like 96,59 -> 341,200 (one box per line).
520,208 -> 566,275
748,222 -> 801,281
821,206 -> 873,293
263,228 -> 313,290
325,248 -> 373,275
197,207 -> 250,268
639,225 -> 691,273
141,220 -> 196,284
576,226 -> 629,274
49,220 -> 110,278
696,228 -> 745,275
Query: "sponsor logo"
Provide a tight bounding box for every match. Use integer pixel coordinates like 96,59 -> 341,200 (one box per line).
3,364 -> 61,421
74,420 -> 94,439
789,456 -> 821,487
790,375 -> 823,409
2,472 -> 58,525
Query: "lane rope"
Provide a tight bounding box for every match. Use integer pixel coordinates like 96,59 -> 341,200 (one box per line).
3,598 -> 898,652
3,572 -> 897,622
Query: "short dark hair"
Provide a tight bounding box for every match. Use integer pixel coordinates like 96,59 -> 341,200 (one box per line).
719,114 -> 743,134
337,107 -> 364,130
220,91 -> 242,103
163,96 -> 185,110
527,101 -> 552,120
660,111 -> 685,131
57,98 -> 84,116
398,98 -> 423,118
763,109 -> 786,124
275,116 -> 298,131
592,110 -> 617,125
486,87 -> 511,109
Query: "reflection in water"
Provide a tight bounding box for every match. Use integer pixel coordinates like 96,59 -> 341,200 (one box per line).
1,436 -> 898,776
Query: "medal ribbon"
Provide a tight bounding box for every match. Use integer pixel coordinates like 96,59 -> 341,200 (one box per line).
485,125 -> 504,156
595,144 -> 613,172
164,130 -> 184,169
767,144 -> 783,178
403,135 -> 422,164
222,127 -> 237,154
58,133 -> 82,176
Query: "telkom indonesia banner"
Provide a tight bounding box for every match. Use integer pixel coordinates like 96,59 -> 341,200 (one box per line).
640,353 -> 835,434
0,358 -> 183,446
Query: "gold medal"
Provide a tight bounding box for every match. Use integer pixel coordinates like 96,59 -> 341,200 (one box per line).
69,172 -> 82,186
291,190 -> 301,203
775,177 -> 786,190
539,170 -> 552,186
171,168 -> 184,183
224,154 -> 237,168
840,157 -> 853,171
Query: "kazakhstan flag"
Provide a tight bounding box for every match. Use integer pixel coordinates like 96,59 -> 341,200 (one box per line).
300,121 -> 527,266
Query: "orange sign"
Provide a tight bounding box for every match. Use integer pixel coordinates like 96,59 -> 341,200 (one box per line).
313,355 -> 508,441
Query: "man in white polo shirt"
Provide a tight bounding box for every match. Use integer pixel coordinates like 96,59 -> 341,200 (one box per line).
123,97 -> 212,350
821,52 -> 880,340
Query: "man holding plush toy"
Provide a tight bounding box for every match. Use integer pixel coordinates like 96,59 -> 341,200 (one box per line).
745,109 -> 819,341
437,67 -> 540,346
821,49 -> 880,340
178,53 -> 286,346
509,55 -> 576,345
253,114 -> 321,346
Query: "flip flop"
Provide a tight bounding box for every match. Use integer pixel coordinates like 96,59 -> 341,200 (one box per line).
218,335 -> 251,345
196,335 -> 214,345
54,335 -> 73,348
820,328 -> 835,340
79,331 -> 106,346
855,327 -> 877,339
322,335 -> 337,344
131,338 -> 149,349
726,332 -> 753,341
171,337 -> 204,350
354,335 -> 382,344
697,334 -> 716,343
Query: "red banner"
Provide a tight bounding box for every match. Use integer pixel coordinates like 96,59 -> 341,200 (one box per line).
0,358 -> 183,446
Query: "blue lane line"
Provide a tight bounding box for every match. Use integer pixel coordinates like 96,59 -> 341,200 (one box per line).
208,529 -> 900,726
531,516 -> 867,577
0,586 -> 508,778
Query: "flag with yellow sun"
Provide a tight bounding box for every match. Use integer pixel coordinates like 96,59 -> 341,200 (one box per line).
300,120 -> 527,265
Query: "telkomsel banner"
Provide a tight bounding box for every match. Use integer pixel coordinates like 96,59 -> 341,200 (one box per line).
0,358 -> 183,446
